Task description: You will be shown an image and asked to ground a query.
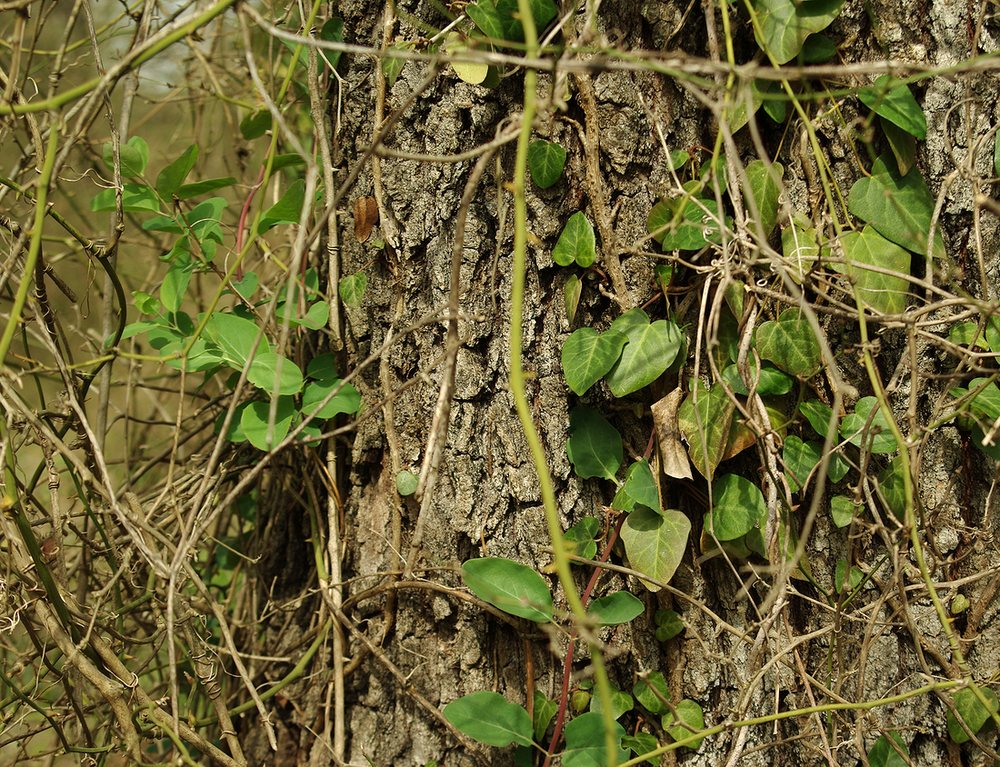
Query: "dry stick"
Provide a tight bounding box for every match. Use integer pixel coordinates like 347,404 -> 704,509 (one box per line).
406,123 -> 518,576
371,5 -> 402,253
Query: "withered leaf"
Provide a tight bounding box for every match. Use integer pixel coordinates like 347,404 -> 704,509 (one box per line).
651,388 -> 693,480
353,196 -> 379,242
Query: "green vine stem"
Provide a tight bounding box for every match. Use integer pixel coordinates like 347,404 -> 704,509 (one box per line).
509,0 -> 616,761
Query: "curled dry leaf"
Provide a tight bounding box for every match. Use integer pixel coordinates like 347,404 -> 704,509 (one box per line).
651,388 -> 693,480
353,196 -> 379,242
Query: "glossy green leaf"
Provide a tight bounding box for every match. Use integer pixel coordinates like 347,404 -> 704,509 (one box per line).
878,455 -> 908,519
562,712 -> 627,767
760,79 -> 789,122
801,34 -> 837,63
589,591 -> 644,626
868,732 -> 909,767
259,179 -> 306,234
622,732 -> 659,765
561,328 -> 628,396
799,400 -> 837,437
726,79 -> 764,133
566,407 -> 622,480
301,379 -> 362,419
947,687 -> 999,743
654,609 -> 684,641
467,0 -> 557,43
858,75 -> 927,140
621,506 -> 691,592
247,352 -> 304,396
160,264 -> 191,313
553,212 -> 597,268
240,109 -> 271,140
709,474 -> 766,541
848,155 -> 945,259
589,687 -> 634,719
528,140 -> 567,189
648,195 -> 726,251
721,362 -> 793,396
633,672 -> 670,715
240,396 -> 296,451
103,135 -> 149,178
985,317 -> 1000,354
605,315 -> 684,397
339,271 -> 367,307
667,149 -> 690,171
91,183 -> 161,213
744,160 -> 784,239
841,396 -> 899,454
783,436 -> 822,493
533,691 -> 557,742
678,382 -> 734,480
565,517 -> 600,560
754,308 -> 822,378
964,377 -> 1000,421
156,144 -> 198,198
837,226 -> 911,315
443,691 -> 533,747
461,557 -> 554,622
204,312 -> 269,368
175,177 -> 237,200
752,0 -> 844,64
830,495 -> 859,528
276,299 -> 329,331
306,353 -> 339,382
662,699 -> 705,749
396,470 -> 418,496
611,460 -> 660,513
319,17 -> 344,70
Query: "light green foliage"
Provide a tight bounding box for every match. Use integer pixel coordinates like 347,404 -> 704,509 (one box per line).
339,271 -> 368,307
532,691 -> 557,741
882,118 -> 917,176
868,733 -> 909,767
858,76 -> 927,140
241,397 -> 296,451
754,308 -> 822,378
751,0 -> 844,64
247,352 -> 304,396
561,327 -> 628,395
155,144 -> 198,198
840,397 -> 899,454
563,273 -> 583,324
444,33 -> 489,84
553,211 -> 597,267
527,140 -> 567,188
783,436 -> 821,493
259,179 -> 306,233
848,155 -> 945,259
648,193 -> 727,251
395,470 -> 418,496
461,557 -> 554,622
103,135 -> 149,178
91,184 -> 160,213
838,226 -> 911,315
830,496 -> 859,528
562,712 -> 628,767
834,559 -> 864,594
946,687 -> 999,743
466,0 -> 557,43
565,516 -> 600,560
633,672 -> 670,714
621,507 -> 691,591
611,460 -> 660,512
799,399 -> 837,437
709,474 -> 767,541
743,160 -> 784,238
622,732 -> 659,764
662,699 -> 706,749
443,691 -> 533,747
588,591 -> 644,626
566,407 -> 623,480
589,686 -> 634,718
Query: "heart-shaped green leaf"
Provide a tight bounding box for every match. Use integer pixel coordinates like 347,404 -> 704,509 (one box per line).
528,140 -> 567,189
563,712 -> 627,767
588,591 -> 644,626
755,308 -> 822,378
709,473 -> 766,541
240,396 -> 296,451
621,506 -> 691,592
553,212 -> 597,267
947,687 -> 999,744
611,459 -> 660,513
840,396 -> 899,454
443,691 -> 533,747
461,557 -> 554,622
247,352 -> 304,396
678,382 -> 735,480
605,318 -> 684,397
561,328 -> 628,395
837,226 -> 911,315
103,135 -> 149,178
744,160 -> 784,239
751,0 -> 844,64
858,75 -> 927,140
156,144 -> 198,198
566,407 -> 622,480
662,699 -> 705,749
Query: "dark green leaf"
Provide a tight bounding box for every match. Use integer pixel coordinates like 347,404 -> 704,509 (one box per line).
801,34 -> 837,63
709,474 -> 766,541
611,460 -> 660,513
752,0 -> 844,64
259,179 -> 306,233
382,46 -> 407,87
533,691 -> 557,742
553,212 -> 597,268
562,712 -> 627,767
837,226 -> 911,315
835,559 -> 864,594
301,379 -> 362,419
241,396 -> 296,451
528,140 -> 567,189
633,672 -> 670,715
589,687 -> 634,719
605,315 -> 684,397
648,195 -> 726,251
848,155 -> 945,259
754,308 -> 822,378
783,436 -> 822,493
306,353 -> 339,382
858,75 -> 927,140
247,352 -> 304,395
588,591 -> 644,626
662,699 -> 705,749
175,177 -> 237,200
443,691 -> 533,747
467,0 -> 557,43
868,732 -> 909,767
91,184 -> 160,213
566,407 -> 622,480
621,507 -> 691,591
565,517 -> 600,560
461,557 -> 554,622
654,609 -> 684,641
744,160 -> 784,239
881,117 -> 917,176
841,396 -> 899,454
241,109 -> 272,140
830,495 -> 858,528
561,328 -> 628,396
622,732 -> 659,765
203,311 -> 269,368
800,399 -> 837,438
721,362 -> 793,396
878,455 -> 908,519
319,17 -> 344,70
946,687 -> 999,743
678,382 -> 735,480
156,144 -> 198,198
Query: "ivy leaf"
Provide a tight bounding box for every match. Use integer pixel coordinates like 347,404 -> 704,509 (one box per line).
841,396 -> 899,454
589,591 -> 644,625
654,609 -> 685,641
562,712 -> 627,767
564,273 -> 583,324
878,455 -> 908,519
751,0 -> 844,64
800,399 -> 838,438
648,195 -> 727,251
395,470 -> 418,496
339,272 -> 368,307
605,316 -> 684,397
848,155 -> 945,259
709,474 -> 766,541
467,0 -> 557,43
830,496 -> 859,528
247,352 -> 304,396
259,179 -> 306,233
858,75 -> 927,140
754,308 -> 822,378
565,517 -> 600,560
678,382 -> 734,480
566,407 -> 623,480
781,214 -> 822,283
103,135 -> 149,178
528,140 -> 567,189
319,17 -> 344,71
240,109 -> 272,140
533,691 -> 557,742
622,732 -> 659,765
461,557 -> 554,622
721,361 -> 794,396
744,160 -> 784,239
633,672 -> 670,715
561,328 -> 628,396
662,699 -> 706,749
611,459 -> 660,513
837,226 -> 911,315
553,212 -> 597,268
156,144 -> 198,198
783,436 -> 822,493
589,687 -> 634,719
240,396 -> 296,451
881,117 -> 917,176
301,379 -> 362,419
947,687 -> 999,744
621,506 -> 691,592
443,691 -> 533,747
868,732 -> 909,767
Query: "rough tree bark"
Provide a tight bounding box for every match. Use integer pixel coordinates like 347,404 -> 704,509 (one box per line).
242,2 -> 1000,766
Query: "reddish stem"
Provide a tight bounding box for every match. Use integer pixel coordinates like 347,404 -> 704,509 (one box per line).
234,166 -> 266,279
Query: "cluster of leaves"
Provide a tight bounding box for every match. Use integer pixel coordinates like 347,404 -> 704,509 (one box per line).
105,140 -> 360,451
